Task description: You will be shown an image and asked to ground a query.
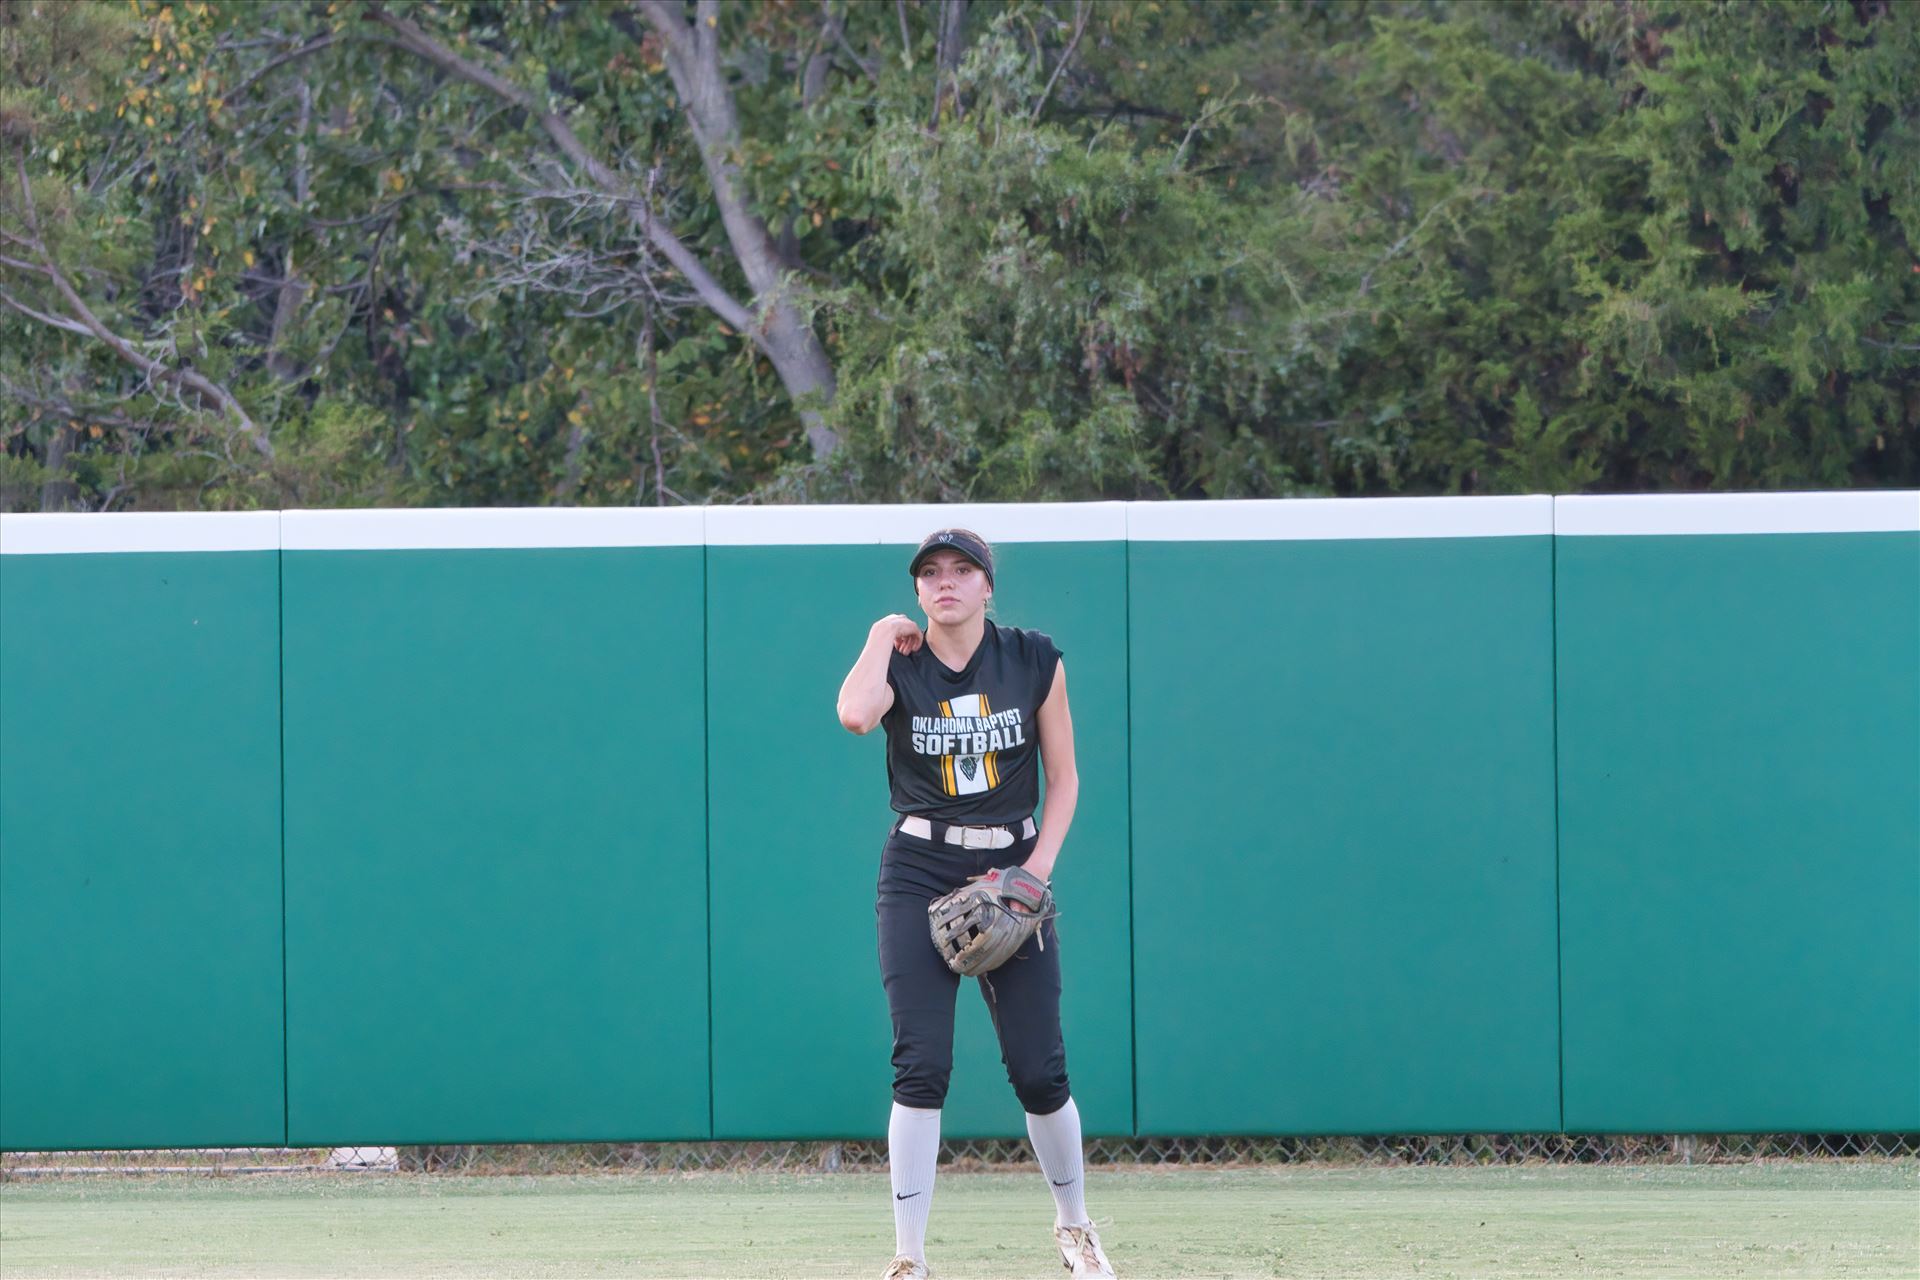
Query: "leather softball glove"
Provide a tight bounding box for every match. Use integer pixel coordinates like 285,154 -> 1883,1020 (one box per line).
927,865 -> 1057,977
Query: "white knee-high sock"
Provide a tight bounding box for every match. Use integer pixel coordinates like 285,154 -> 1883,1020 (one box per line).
888,1102 -> 941,1262
1025,1095 -> 1089,1228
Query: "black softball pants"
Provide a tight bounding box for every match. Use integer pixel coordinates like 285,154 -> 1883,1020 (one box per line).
875,816 -> 1071,1115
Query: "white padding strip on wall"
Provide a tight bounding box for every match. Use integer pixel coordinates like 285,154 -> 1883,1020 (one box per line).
9,493 -> 1912,553
705,501 -> 1128,545
0,511 -> 281,554
1555,490 -> 1920,536
1125,495 -> 1554,540
281,506 -> 705,549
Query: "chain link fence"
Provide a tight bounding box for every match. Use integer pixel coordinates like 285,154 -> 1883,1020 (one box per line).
6,1133 -> 1916,1178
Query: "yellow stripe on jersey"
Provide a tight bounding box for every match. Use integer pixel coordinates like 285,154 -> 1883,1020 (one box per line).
939,699 -> 955,795
981,693 -> 1000,788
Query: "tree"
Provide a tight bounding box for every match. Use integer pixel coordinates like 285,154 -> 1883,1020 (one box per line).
1,0 -> 272,510
4,0 -> 1914,512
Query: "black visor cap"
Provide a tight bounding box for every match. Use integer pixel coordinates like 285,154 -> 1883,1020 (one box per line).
909,529 -> 994,587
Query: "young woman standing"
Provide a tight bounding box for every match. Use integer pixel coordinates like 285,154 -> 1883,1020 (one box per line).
836,527 -> 1117,1280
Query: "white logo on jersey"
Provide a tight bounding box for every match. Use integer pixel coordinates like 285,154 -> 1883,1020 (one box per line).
910,692 -> 1025,796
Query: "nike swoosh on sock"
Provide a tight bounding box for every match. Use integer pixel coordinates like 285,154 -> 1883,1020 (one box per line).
896,1191 -> 923,1200
1051,1178 -> 1075,1187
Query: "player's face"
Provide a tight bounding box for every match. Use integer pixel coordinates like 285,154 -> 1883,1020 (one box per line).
916,550 -> 990,623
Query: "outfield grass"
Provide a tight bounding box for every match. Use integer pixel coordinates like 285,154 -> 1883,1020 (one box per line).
1,1162 -> 1914,1278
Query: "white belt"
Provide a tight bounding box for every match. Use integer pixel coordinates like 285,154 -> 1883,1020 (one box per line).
899,814 -> 1037,849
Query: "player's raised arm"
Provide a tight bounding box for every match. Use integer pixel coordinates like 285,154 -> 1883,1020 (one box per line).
837,615 -> 919,734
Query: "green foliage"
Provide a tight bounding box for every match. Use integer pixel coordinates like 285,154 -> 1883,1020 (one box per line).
2,0 -> 1914,511
808,10 -> 1388,501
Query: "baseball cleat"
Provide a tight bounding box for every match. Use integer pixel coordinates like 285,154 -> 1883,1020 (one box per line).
1054,1221 -> 1116,1277
882,1254 -> 930,1279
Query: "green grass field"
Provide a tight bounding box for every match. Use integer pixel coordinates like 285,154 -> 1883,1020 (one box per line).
2,1163 -> 1915,1279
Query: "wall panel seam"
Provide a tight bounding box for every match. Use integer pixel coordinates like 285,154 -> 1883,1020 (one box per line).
1124,521 -> 1139,1138
276,519 -> 291,1146
703,534 -> 715,1140
1549,508 -> 1566,1135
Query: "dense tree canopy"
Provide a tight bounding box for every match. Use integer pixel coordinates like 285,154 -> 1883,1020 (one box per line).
2,0 -> 1914,511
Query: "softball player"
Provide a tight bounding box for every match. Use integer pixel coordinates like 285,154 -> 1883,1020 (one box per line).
836,528 -> 1117,1280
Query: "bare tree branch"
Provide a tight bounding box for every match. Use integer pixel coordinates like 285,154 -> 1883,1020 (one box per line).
37,421 -> 80,511
10,151 -> 274,459
0,250 -> 51,275
369,1 -> 840,457
0,283 -> 96,337
803,4 -> 838,104
826,1 -> 879,83
1032,0 -> 1089,121
367,3 -> 756,335
632,1 -> 791,299
895,0 -> 913,65
222,32 -> 339,104
930,0 -> 970,126
643,309 -> 669,506
439,160 -> 700,322
634,0 -> 839,455
0,374 -> 155,434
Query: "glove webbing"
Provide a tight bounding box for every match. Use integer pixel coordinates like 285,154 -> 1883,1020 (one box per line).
978,891 -> 1062,952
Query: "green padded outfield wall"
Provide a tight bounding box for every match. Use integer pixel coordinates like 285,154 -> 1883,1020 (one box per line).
1,513 -> 285,1149
1128,498 -> 1564,1135
704,504 -> 1133,1140
279,510 -> 709,1144
1555,493 -> 1920,1132
4,493 -> 1916,1150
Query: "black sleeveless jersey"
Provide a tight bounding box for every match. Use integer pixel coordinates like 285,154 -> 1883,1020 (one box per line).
882,618 -> 1063,824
